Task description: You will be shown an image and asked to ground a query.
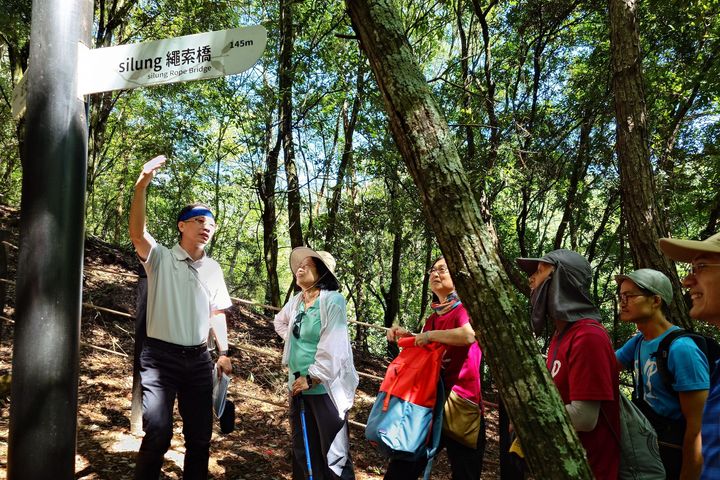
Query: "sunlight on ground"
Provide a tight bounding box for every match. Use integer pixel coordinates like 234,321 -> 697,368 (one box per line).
108,432 -> 143,453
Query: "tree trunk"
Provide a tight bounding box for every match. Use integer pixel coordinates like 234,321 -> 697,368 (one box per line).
608,0 -> 691,328
417,227 -> 433,326
258,130 -> 282,307
349,155 -> 369,354
325,61 -> 364,251
382,218 -> 402,331
87,0 -> 134,197
4,7 -> 30,190
455,0 -> 475,166
554,111 -> 594,249
345,1 -> 593,477
657,45 -> 720,234
470,0 -> 500,171
279,0 -> 304,249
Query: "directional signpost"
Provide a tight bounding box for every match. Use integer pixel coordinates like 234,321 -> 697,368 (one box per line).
12,25 -> 267,118
78,25 -> 267,94
8,8 -> 267,479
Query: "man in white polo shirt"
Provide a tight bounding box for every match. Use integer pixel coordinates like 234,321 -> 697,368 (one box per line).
129,155 -> 232,480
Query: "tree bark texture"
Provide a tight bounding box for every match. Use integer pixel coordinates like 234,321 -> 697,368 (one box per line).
258,133 -> 282,307
345,1 -> 593,477
382,216 -> 402,330
279,0 -> 303,249
608,0 -> 690,328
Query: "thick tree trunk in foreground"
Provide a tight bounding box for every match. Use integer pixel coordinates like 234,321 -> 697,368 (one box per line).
345,0 -> 592,477
609,0 -> 690,328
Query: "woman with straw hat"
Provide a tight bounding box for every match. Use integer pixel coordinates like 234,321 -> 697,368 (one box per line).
273,246 -> 358,479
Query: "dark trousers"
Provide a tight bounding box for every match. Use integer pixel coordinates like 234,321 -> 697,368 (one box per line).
384,419 -> 487,480
135,338 -> 213,480
290,393 -> 354,480
659,443 -> 682,480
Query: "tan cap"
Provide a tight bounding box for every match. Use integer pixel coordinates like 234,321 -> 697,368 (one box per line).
659,231 -> 720,262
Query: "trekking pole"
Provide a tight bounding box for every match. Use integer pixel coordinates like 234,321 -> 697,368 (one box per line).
293,371 -> 314,480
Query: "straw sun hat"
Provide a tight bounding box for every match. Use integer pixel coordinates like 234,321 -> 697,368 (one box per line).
289,246 -> 338,284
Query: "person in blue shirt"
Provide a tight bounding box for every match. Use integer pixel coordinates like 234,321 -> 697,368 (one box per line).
615,268 -> 709,479
659,232 -> 720,480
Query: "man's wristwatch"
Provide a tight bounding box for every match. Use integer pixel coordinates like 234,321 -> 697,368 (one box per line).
218,350 -> 228,357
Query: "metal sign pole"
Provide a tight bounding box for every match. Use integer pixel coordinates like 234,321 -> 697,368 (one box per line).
7,0 -> 93,478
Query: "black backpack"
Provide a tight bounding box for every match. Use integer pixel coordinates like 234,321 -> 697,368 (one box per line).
655,329 -> 720,389
631,328 -> 719,448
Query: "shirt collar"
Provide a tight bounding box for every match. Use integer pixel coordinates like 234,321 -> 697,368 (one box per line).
172,243 -> 206,264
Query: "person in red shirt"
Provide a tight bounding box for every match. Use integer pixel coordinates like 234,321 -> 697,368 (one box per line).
386,256 -> 485,480
516,249 -> 620,480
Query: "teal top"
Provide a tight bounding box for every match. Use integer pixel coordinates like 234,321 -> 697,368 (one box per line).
288,299 -> 326,395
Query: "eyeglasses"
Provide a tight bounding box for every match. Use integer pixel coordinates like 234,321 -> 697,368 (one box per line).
689,263 -> 720,276
618,292 -> 647,304
428,265 -> 449,275
292,311 -> 305,339
185,217 -> 216,230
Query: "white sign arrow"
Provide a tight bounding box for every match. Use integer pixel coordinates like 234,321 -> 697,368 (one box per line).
78,25 -> 267,95
12,25 -> 267,118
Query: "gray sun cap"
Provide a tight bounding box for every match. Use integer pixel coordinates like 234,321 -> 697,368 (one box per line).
615,268 -> 673,305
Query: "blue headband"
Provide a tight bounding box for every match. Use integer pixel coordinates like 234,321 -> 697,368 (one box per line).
178,207 -> 214,222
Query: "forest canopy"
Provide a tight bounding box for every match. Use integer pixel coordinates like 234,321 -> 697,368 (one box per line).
1,0 -> 719,355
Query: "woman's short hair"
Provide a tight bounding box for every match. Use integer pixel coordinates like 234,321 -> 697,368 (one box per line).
312,257 -> 340,291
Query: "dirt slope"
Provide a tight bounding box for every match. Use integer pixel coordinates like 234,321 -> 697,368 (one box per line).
0,205 -> 499,479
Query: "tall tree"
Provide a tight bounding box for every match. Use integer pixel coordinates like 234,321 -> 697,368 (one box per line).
257,8 -> 284,308
381,180 -> 402,331
345,0 -> 594,477
554,110 -> 595,250
257,130 -> 282,307
279,0 -> 303,249
608,0 -> 691,328
324,61 -> 364,251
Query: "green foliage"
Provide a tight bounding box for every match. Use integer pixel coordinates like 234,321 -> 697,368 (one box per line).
1,0 -> 719,352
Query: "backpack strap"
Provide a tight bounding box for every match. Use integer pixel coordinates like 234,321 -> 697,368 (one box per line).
631,333 -> 645,401
422,377 -> 446,480
600,395 -> 622,448
656,329 -> 720,389
654,328 -> 688,391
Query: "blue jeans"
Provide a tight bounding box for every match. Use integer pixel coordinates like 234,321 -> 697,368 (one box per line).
135,338 -> 213,480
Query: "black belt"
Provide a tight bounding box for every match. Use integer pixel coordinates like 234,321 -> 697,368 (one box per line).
145,337 -> 208,355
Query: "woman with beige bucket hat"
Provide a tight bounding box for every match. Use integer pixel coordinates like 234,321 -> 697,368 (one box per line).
273,246 -> 358,479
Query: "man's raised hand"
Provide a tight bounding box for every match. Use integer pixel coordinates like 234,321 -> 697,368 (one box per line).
136,155 -> 167,188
